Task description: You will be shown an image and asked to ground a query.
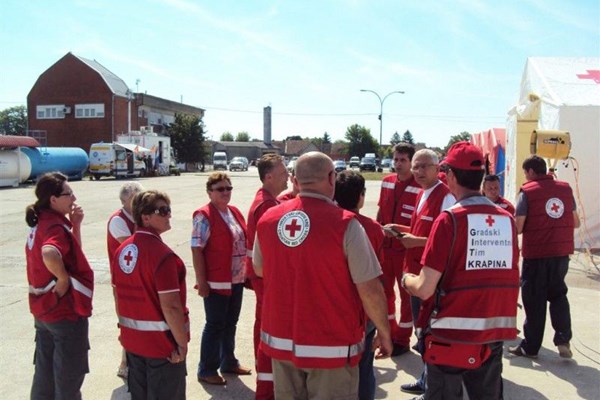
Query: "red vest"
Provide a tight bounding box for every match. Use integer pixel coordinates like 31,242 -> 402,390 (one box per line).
419,197 -> 520,344
276,190 -> 296,202
245,188 -> 279,280
494,197 -> 515,216
355,213 -> 385,265
377,174 -> 420,250
520,175 -> 575,258
404,182 -> 451,275
257,196 -> 365,369
193,203 -> 247,295
113,229 -> 189,358
26,210 -> 94,322
106,208 -> 135,260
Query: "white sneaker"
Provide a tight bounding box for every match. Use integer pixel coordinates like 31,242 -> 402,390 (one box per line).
557,343 -> 572,358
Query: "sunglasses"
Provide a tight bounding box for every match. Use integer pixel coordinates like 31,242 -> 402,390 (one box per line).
152,206 -> 172,217
210,186 -> 233,192
57,190 -> 74,197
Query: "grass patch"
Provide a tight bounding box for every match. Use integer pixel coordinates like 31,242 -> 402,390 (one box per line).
353,171 -> 390,181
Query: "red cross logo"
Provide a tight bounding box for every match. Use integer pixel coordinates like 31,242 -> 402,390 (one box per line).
551,202 -> 560,213
285,219 -> 302,237
123,251 -> 134,266
485,215 -> 495,227
576,70 -> 600,84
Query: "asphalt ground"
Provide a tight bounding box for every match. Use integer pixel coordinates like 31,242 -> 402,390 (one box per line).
1,168 -> 599,399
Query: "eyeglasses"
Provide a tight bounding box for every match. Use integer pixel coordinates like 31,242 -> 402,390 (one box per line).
57,190 -> 74,197
411,164 -> 436,172
210,186 -> 233,192
153,206 -> 171,217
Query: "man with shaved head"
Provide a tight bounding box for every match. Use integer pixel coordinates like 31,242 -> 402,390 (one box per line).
253,152 -> 392,399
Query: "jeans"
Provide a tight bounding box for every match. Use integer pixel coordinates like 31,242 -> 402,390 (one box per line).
198,283 -> 244,377
31,318 -> 89,400
358,321 -> 376,400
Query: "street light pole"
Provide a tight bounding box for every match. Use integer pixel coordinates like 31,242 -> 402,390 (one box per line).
360,89 -> 405,146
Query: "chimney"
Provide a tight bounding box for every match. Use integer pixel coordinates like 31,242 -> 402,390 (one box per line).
263,106 -> 272,145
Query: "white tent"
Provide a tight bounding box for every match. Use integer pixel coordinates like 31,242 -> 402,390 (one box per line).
506,57 -> 600,251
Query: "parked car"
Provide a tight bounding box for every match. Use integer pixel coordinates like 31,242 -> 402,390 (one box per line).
333,160 -> 347,173
229,156 -> 249,171
359,157 -> 377,172
349,156 -> 360,168
381,158 -> 391,169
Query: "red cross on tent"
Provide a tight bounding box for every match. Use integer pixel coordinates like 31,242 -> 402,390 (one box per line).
576,70 -> 600,84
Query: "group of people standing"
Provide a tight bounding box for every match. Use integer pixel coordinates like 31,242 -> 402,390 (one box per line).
24,141 -> 579,400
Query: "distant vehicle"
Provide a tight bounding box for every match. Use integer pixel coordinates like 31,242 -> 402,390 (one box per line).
213,151 -> 228,170
380,158 -> 392,168
359,157 -> 377,172
349,156 -> 360,168
88,142 -> 146,180
229,156 -> 249,171
333,160 -> 347,173
364,153 -> 376,159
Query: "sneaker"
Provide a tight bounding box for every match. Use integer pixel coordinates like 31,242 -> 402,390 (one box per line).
391,343 -> 411,357
508,345 -> 538,359
116,365 -> 128,379
557,343 -> 572,358
401,381 -> 425,394
409,395 -> 425,400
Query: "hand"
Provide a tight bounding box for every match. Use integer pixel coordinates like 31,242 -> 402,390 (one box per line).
383,224 -> 402,238
194,281 -> 210,298
53,277 -> 70,298
69,203 -> 84,226
372,332 -> 393,359
167,344 -> 187,364
400,233 -> 420,248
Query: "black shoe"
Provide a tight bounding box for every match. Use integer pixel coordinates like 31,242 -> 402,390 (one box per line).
507,345 -> 538,359
401,381 -> 425,395
391,344 -> 410,357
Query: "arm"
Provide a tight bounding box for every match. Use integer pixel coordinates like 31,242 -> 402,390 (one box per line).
403,266 -> 443,300
159,292 -> 188,363
41,246 -> 70,297
573,211 -> 581,229
400,233 -> 428,249
191,246 -> 210,297
356,278 -> 392,358
252,235 -> 263,277
69,203 -> 84,245
515,215 -> 526,234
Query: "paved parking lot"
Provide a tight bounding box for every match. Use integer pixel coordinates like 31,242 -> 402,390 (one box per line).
1,168 -> 598,399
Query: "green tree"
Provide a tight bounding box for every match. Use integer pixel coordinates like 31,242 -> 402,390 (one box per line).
444,131 -> 471,154
220,132 -> 234,141
344,124 -> 379,157
168,113 -> 206,170
285,135 -> 303,141
402,130 -> 415,145
0,105 -> 27,135
390,131 -> 401,146
235,131 -> 250,142
322,132 -> 331,144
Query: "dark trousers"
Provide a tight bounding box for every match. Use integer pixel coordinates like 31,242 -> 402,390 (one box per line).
31,318 -> 89,400
198,283 -> 244,377
520,256 -> 572,355
127,352 -> 186,400
358,321 -> 376,400
426,342 -> 503,400
411,295 -> 427,390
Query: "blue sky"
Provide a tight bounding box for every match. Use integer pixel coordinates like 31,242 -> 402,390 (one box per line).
2,0 -> 598,147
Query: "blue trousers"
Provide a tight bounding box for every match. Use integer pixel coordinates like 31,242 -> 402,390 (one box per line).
520,256 -> 572,355
198,283 -> 244,377
31,318 -> 89,400
358,321 -> 376,400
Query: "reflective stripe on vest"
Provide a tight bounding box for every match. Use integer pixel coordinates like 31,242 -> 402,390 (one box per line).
431,316 -> 516,331
208,281 -> 232,290
400,212 -> 412,219
399,321 -> 414,328
29,280 -> 56,295
382,181 -> 395,189
406,185 -> 421,194
70,277 -> 92,298
257,372 -> 273,381
261,331 -> 365,359
119,316 -> 170,331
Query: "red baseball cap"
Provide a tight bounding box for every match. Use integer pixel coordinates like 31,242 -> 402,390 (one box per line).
441,141 -> 485,171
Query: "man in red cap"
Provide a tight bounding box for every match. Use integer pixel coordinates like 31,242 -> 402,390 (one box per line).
402,142 -> 520,400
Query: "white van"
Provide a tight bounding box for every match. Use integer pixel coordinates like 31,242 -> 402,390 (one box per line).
88,142 -> 146,180
213,151 -> 228,170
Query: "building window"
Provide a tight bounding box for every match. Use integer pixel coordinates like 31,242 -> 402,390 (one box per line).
36,105 -> 65,119
75,103 -> 105,119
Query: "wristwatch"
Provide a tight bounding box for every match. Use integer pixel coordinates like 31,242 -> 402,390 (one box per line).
401,274 -> 409,290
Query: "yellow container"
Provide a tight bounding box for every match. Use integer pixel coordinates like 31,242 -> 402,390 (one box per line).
530,130 -> 571,159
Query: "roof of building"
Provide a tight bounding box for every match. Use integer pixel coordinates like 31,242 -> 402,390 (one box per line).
0,135 -> 40,148
136,93 -> 205,116
216,141 -> 273,149
74,54 -> 131,98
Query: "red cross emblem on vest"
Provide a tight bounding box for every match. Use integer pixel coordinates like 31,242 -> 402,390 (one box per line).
119,244 -> 138,274
545,197 -> 565,219
285,219 -> 302,237
277,210 -> 311,247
